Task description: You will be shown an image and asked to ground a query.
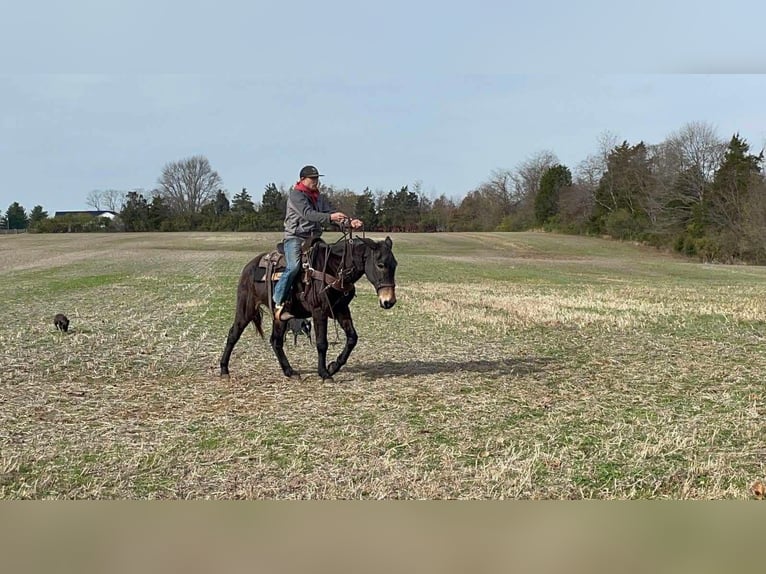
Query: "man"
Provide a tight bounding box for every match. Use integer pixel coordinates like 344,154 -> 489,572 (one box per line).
272,165 -> 363,321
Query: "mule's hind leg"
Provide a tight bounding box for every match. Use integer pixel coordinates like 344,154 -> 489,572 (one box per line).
270,320 -> 299,378
220,315 -> 251,377
220,254 -> 268,378
220,293 -> 262,377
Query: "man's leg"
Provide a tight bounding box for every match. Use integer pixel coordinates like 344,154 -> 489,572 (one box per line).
272,237 -> 302,320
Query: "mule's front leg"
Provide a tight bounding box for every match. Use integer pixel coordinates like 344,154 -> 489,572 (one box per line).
313,316 -> 333,381
327,308 -> 357,377
270,320 -> 298,378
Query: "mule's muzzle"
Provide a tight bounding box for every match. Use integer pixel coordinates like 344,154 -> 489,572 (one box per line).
378,286 -> 396,309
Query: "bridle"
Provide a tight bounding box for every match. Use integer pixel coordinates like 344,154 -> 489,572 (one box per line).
339,221 -> 396,295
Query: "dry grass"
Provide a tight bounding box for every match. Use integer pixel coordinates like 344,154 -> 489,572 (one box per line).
2,231 -> 766,499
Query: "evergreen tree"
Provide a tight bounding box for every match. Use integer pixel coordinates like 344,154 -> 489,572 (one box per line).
148,195 -> 171,230
259,183 -> 286,230
706,133 -> 763,230
535,164 -> 572,225
591,141 -> 653,237
354,188 -> 378,230
378,186 -> 420,231
28,205 -> 49,227
120,191 -> 150,231
5,202 -> 28,229
213,189 -> 230,216
231,188 -> 255,213
699,134 -> 765,260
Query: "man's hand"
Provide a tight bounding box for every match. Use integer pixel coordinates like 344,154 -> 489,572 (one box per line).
330,212 -> 348,223
330,213 -> 363,229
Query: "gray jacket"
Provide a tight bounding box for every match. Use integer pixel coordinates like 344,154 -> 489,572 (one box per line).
283,186 -> 335,239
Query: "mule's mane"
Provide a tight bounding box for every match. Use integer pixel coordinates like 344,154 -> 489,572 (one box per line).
328,237 -> 375,254
323,237 -> 376,264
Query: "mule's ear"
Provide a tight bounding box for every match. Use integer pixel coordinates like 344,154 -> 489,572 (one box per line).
385,236 -> 393,248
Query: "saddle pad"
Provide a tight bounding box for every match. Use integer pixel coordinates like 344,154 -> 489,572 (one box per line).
252,268 -> 285,283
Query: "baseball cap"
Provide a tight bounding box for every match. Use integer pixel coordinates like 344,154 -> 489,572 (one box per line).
299,165 -> 324,179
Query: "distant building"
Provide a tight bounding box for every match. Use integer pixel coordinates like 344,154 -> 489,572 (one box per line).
53,210 -> 118,219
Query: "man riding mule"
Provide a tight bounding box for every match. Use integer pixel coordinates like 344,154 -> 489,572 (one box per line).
272,165 -> 363,321
219,165 -> 397,382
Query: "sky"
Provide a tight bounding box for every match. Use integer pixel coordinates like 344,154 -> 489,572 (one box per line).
2,1 -> 765,214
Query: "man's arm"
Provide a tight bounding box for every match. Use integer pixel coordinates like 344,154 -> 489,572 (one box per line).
315,194 -> 354,226
290,190 -> 332,224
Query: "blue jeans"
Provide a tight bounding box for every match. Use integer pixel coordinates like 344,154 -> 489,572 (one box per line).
273,237 -> 303,305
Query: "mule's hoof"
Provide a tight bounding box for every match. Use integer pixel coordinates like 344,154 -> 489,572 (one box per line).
220,371 -> 230,379
327,362 -> 339,375
284,368 -> 302,380
288,372 -> 303,380
322,376 -> 335,384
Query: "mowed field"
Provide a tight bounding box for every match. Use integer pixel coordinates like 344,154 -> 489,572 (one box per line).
2,231 -> 766,499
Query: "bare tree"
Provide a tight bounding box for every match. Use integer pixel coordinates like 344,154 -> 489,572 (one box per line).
88,189 -> 141,212
656,122 -> 725,203
430,194 -> 456,231
511,150 -> 559,205
649,122 -> 726,234
85,189 -> 103,210
157,155 -> 223,216
456,169 -> 524,231
102,189 -> 124,212
668,121 -> 726,192
321,185 -> 358,218
484,169 -> 517,206
558,182 -> 594,230
506,150 -> 559,227
575,132 -> 619,189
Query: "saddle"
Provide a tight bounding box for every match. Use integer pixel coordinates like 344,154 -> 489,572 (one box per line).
253,237 -> 326,283
255,250 -> 286,283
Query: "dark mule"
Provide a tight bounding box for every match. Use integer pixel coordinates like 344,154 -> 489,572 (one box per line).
220,236 -> 397,381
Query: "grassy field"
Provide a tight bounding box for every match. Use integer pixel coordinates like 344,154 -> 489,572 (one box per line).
2,231 -> 766,499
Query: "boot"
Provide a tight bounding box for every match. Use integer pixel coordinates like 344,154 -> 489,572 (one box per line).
274,304 -> 294,322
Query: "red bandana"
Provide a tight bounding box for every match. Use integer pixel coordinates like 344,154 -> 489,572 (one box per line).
295,181 -> 319,204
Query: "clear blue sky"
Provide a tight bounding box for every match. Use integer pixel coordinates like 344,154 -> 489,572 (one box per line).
2,1 -> 765,213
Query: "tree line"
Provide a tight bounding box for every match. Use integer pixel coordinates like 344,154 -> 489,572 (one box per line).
4,122 -> 765,263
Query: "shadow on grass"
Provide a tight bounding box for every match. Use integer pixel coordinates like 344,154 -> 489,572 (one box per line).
346,356 -> 555,378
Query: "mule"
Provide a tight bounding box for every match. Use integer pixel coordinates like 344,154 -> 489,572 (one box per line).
219,235 -> 397,381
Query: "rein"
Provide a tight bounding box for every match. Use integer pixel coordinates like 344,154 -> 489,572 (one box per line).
306,221 -> 356,296
306,221 -> 358,339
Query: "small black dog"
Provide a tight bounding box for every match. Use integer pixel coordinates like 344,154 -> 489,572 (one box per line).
285,318 -> 311,346
53,313 -> 70,332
